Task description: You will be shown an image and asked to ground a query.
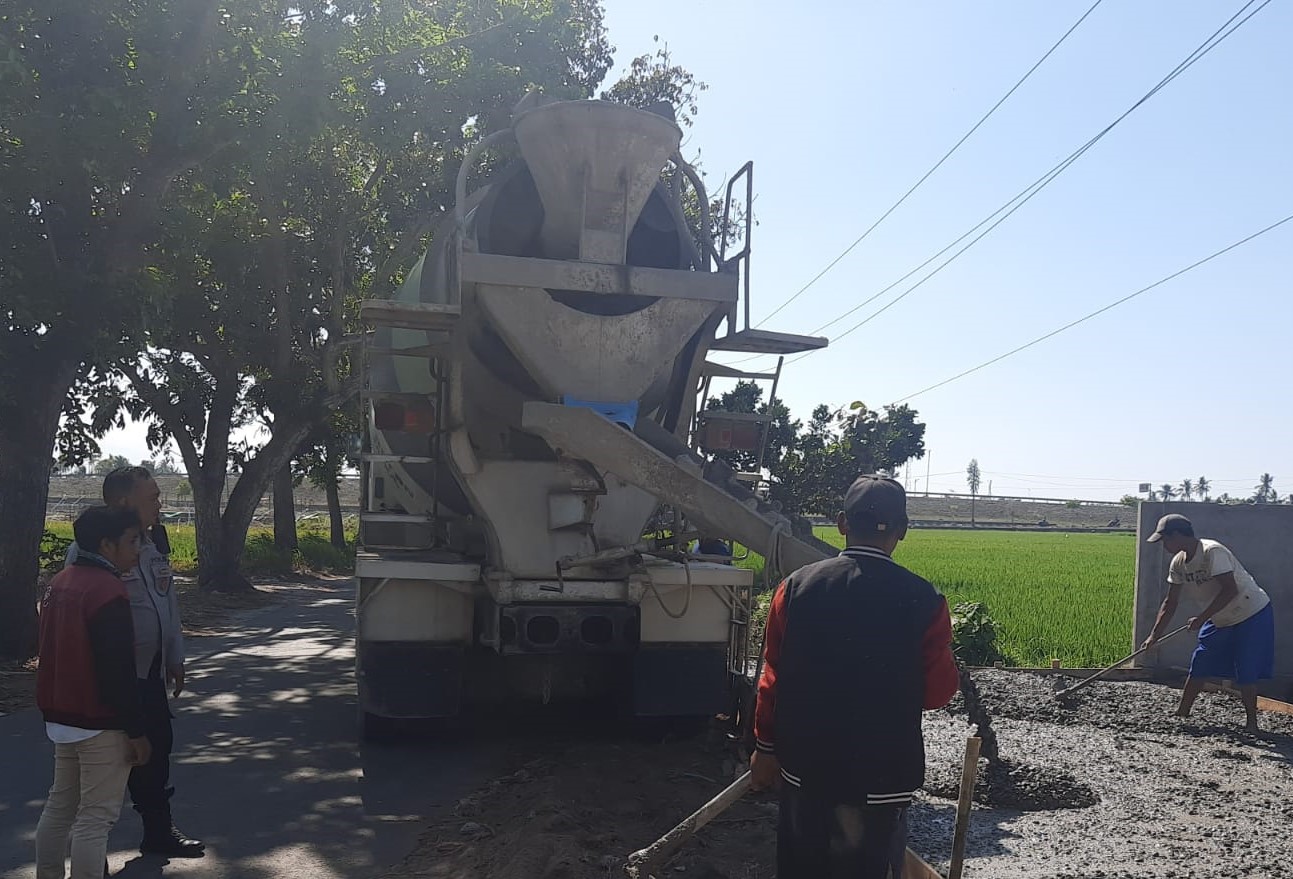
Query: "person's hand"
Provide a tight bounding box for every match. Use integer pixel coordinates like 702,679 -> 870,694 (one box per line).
1140,633 -> 1158,651
1187,616 -> 1204,632
127,736 -> 153,767
749,750 -> 782,792
168,665 -> 185,698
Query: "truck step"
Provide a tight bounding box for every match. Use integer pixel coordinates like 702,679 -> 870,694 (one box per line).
362,453 -> 437,466
361,512 -> 435,524
709,328 -> 828,355
359,300 -> 461,332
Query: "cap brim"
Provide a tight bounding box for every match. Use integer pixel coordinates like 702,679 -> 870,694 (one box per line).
1146,531 -> 1163,543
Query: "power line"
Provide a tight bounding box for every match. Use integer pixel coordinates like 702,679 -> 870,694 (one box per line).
752,0 -> 1107,328
888,211 -> 1293,404
805,0 -> 1270,349
730,0 -> 1273,368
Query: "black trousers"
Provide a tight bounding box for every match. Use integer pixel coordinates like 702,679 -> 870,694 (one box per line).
778,783 -> 908,879
129,675 -> 174,816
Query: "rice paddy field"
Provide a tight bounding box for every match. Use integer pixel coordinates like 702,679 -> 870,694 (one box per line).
799,529 -> 1137,667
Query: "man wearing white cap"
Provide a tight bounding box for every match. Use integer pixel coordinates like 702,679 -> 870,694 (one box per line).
1141,514 -> 1275,732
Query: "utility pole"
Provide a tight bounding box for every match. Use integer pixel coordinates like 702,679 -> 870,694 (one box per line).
925,453 -> 931,498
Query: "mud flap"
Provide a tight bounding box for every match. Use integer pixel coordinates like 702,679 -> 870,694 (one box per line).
358,641 -> 464,719
633,644 -> 728,717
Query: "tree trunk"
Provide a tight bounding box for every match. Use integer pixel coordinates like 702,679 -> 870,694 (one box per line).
273,465 -> 297,551
190,476 -> 254,593
194,415 -> 316,593
0,362 -> 78,659
325,476 -> 346,549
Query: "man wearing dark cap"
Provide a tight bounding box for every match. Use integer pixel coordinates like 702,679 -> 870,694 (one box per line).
750,475 -> 959,878
1142,514 -> 1275,732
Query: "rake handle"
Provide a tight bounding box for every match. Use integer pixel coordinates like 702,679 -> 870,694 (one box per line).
1056,623 -> 1191,697
624,772 -> 753,879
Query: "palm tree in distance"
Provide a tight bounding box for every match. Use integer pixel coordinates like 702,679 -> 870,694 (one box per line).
1197,476 -> 1211,502
1254,473 -> 1275,504
1180,479 -> 1193,501
1160,483 -> 1177,502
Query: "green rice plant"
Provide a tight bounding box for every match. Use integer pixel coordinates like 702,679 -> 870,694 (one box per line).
740,528 -> 1135,667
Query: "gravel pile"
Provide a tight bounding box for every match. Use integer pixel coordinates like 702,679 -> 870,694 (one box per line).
915,670 -> 1293,878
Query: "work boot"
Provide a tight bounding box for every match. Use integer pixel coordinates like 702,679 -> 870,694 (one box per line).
139,809 -> 205,858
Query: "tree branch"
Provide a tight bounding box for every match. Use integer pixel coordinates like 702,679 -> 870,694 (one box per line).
203,372 -> 240,481
124,365 -> 202,477
367,15 -> 518,74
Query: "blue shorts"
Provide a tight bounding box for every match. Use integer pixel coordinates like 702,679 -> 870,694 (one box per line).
1189,602 -> 1275,685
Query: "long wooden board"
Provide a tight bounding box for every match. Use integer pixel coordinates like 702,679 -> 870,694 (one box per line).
902,848 -> 943,879
971,666 -> 1293,715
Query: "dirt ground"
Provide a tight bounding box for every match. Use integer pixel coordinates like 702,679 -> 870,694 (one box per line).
379,724 -> 779,879
381,671 -> 1293,879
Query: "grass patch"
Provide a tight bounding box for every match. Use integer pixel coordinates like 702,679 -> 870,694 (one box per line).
742,529 -> 1136,668
45,522 -> 356,576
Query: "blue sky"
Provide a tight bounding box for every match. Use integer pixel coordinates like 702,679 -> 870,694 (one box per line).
99,0 -> 1293,502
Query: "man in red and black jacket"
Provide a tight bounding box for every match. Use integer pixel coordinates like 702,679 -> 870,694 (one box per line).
36,506 -> 152,879
751,475 -> 959,878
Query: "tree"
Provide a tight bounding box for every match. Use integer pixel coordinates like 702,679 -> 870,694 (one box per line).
176,480 -> 192,500
296,413 -> 360,550
1253,473 -> 1275,504
1180,479 -> 1193,501
102,0 -> 628,592
93,455 -> 133,476
0,0 -> 284,658
966,459 -> 982,527
769,402 -> 926,517
1159,484 -> 1177,502
1197,476 -> 1211,502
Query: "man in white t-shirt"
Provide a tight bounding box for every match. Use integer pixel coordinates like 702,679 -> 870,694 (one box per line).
1141,514 -> 1275,732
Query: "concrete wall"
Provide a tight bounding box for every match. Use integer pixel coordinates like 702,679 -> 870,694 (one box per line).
1134,502 -> 1293,700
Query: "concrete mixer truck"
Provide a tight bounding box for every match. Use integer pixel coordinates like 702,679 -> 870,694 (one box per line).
354,94 -> 833,736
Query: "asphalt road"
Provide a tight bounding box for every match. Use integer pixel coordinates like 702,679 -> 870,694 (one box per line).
0,579 -> 503,879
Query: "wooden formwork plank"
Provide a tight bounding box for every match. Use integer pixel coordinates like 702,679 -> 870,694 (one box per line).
969,666 -> 1157,681
971,666 -> 1293,716
902,848 -> 943,879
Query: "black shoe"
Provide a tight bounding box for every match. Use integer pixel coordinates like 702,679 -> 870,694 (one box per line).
140,821 -> 206,858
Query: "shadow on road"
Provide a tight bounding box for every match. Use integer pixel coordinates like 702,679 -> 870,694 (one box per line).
1,579 -> 502,879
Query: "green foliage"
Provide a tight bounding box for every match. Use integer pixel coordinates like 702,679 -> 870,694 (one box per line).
39,530 -> 73,569
1064,499 -> 1082,509
966,459 -> 982,496
93,455 -> 132,476
1119,495 -> 1140,508
949,601 -> 1003,666
768,401 -> 926,517
600,43 -> 705,127
45,522 -> 356,576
